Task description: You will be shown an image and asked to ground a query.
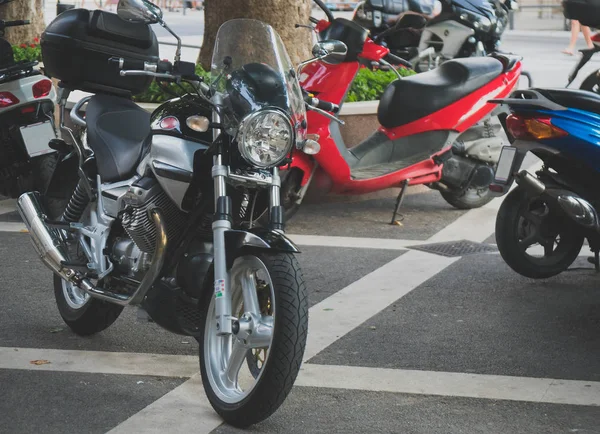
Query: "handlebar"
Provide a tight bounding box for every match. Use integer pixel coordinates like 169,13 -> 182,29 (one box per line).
0,19 -> 31,30
304,93 -> 340,114
383,53 -> 413,70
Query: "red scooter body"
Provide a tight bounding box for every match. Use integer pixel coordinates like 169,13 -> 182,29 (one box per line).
292,18 -> 522,197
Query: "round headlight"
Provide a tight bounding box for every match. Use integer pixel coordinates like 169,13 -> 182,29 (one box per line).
237,109 -> 294,168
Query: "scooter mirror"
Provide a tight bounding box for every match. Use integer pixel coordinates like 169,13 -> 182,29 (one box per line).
117,0 -> 163,24
311,40 -> 348,65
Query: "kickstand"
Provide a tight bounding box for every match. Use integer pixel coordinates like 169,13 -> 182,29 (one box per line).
390,179 -> 410,225
588,249 -> 600,272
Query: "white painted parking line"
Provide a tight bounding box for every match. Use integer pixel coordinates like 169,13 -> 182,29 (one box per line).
107,375 -> 223,434
304,194 -> 506,361
0,347 -> 198,377
298,364 -> 600,407
304,250 -> 458,361
2,346 -> 599,408
288,234 -> 427,250
0,222 -> 26,232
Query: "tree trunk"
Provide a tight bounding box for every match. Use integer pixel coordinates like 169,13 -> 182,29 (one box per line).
198,0 -> 312,70
0,0 -> 46,45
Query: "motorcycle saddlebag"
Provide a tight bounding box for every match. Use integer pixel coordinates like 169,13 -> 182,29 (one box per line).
41,8 -> 159,96
562,0 -> 600,28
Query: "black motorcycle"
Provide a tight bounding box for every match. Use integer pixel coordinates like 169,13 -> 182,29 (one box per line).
0,15 -> 58,200
353,0 -> 515,69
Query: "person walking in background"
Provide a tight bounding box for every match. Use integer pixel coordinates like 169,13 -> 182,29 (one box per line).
563,19 -> 594,55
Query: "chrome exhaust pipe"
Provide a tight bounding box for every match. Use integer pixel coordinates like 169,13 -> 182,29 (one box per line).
17,192 -> 70,276
17,192 -> 167,306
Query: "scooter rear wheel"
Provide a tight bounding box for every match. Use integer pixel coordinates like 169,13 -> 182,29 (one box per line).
495,187 -> 584,278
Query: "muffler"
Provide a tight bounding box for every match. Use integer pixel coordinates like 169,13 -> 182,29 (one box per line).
515,170 -> 600,232
17,192 -> 70,276
17,192 -> 168,306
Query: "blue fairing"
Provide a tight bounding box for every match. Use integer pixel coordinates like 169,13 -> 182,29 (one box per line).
526,108 -> 600,171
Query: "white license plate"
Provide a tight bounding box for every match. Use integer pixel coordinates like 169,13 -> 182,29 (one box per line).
20,122 -> 56,158
494,146 -> 517,184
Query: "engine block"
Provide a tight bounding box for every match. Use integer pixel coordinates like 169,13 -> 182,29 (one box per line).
120,178 -> 187,254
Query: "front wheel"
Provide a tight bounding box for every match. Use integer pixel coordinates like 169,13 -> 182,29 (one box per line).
495,187 -> 584,278
199,253 -> 308,427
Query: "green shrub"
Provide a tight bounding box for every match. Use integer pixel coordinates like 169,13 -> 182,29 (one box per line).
12,38 -> 42,62
133,64 -> 210,103
132,64 -> 415,103
345,66 -> 415,102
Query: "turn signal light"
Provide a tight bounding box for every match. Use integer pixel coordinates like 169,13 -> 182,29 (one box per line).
506,114 -> 568,140
32,79 -> 52,98
0,91 -> 19,108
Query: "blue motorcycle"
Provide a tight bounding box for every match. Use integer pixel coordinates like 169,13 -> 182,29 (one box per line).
489,88 -> 600,278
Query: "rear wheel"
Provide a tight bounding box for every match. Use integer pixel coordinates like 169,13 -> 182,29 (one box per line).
495,187 -> 584,278
199,253 -> 308,427
50,183 -> 124,336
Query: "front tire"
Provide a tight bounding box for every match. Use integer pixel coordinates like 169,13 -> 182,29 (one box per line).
199,253 -> 308,427
496,187 -> 584,278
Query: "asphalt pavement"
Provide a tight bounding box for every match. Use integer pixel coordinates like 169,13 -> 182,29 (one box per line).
2,8 -> 600,434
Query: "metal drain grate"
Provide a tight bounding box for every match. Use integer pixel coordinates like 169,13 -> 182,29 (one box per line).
408,239 -> 498,257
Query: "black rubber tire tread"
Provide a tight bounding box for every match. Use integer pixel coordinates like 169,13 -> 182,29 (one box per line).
198,252 -> 308,428
440,187 -> 495,210
495,187 -> 584,279
54,275 -> 124,336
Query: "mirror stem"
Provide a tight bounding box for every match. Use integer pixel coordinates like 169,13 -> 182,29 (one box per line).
161,21 -> 182,63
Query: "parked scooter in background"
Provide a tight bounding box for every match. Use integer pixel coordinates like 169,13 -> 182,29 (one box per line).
0,18 -> 57,201
352,0 -> 516,70
281,0 -> 522,223
490,88 -> 600,278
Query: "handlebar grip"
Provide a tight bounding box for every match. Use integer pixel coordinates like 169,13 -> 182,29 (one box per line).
383,53 -> 413,70
108,57 -> 146,71
316,99 -> 339,114
3,20 -> 30,27
156,60 -> 173,74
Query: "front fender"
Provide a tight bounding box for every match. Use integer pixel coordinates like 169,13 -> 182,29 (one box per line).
224,228 -> 300,267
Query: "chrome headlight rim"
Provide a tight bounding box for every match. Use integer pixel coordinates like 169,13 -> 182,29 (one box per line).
237,108 -> 295,169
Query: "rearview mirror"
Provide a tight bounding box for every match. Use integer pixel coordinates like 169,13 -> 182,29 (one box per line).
117,0 -> 163,24
311,40 -> 348,65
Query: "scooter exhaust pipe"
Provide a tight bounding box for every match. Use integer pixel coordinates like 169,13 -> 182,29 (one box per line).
17,192 -> 70,276
17,192 -> 168,306
515,170 -> 600,232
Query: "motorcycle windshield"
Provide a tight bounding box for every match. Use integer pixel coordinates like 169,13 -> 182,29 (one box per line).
210,19 -> 306,141
452,0 -> 495,19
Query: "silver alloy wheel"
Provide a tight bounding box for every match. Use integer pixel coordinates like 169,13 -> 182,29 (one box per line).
203,255 -> 275,404
62,279 -> 90,310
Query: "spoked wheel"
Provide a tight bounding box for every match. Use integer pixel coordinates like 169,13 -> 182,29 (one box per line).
496,187 -> 584,278
441,185 -> 495,209
199,253 -> 308,427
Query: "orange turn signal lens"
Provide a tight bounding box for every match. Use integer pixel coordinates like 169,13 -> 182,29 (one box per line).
506,114 -> 568,140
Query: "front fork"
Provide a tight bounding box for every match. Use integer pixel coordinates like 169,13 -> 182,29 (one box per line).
211,101 -> 283,336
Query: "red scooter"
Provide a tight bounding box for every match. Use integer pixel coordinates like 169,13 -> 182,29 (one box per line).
283,0 -> 522,223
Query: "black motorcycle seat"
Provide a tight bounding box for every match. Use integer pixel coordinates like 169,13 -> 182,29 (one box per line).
532,88 -> 600,114
378,57 -> 504,129
86,94 -> 150,182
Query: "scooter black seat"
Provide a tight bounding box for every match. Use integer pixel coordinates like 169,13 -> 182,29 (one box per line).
532,88 -> 600,114
86,94 -> 150,182
378,57 -> 504,129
